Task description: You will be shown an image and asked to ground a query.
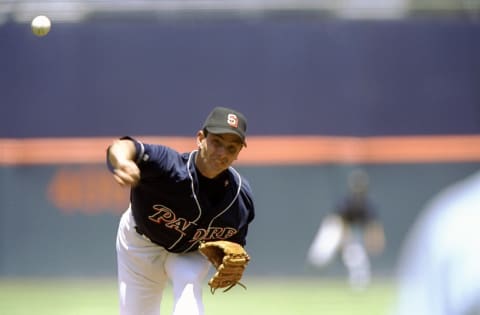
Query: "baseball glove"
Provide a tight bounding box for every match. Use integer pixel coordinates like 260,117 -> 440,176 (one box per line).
198,240 -> 250,293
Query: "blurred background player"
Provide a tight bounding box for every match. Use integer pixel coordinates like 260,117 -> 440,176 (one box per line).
307,169 -> 386,289
390,170 -> 480,315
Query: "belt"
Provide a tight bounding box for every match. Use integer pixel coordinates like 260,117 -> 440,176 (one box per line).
134,226 -> 143,235
134,226 -> 188,253
135,226 -> 152,242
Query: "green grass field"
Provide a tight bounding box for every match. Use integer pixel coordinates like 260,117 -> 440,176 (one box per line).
0,277 -> 395,315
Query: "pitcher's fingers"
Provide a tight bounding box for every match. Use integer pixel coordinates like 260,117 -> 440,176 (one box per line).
113,173 -> 129,187
113,170 -> 139,186
117,163 -> 140,181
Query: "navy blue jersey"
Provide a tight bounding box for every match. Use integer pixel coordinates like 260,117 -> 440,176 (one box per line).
335,194 -> 377,227
108,137 -> 255,253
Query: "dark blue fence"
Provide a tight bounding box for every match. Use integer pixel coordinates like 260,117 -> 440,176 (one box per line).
1,18 -> 479,138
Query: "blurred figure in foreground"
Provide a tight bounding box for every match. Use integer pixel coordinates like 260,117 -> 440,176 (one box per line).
307,169 -> 386,290
391,170 -> 480,315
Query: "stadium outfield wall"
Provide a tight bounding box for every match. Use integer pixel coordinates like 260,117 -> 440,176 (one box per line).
0,17 -> 479,277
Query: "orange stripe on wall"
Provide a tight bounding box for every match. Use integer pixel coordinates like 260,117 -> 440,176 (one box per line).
1,135 -> 480,165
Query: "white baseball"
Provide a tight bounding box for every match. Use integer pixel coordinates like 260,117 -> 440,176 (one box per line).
31,15 -> 51,37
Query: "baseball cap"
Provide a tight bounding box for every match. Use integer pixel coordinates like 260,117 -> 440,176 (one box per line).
202,107 -> 247,146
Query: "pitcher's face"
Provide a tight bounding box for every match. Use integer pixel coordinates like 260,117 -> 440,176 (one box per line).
196,131 -> 243,178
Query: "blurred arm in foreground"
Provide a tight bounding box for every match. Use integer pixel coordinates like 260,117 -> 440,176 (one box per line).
391,170 -> 480,315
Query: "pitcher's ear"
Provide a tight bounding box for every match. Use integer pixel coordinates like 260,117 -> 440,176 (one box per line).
197,130 -> 206,147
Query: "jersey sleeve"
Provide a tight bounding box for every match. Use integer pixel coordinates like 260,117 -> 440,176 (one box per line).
107,136 -> 179,179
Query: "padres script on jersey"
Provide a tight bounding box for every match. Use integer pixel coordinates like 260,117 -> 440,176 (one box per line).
111,137 -> 255,253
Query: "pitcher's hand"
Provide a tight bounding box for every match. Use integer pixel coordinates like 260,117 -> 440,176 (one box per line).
113,159 -> 140,187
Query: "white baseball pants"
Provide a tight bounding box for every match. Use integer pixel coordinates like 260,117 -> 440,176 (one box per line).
116,208 -> 211,315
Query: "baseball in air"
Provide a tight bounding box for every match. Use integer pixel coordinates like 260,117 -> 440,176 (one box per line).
31,15 -> 51,37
